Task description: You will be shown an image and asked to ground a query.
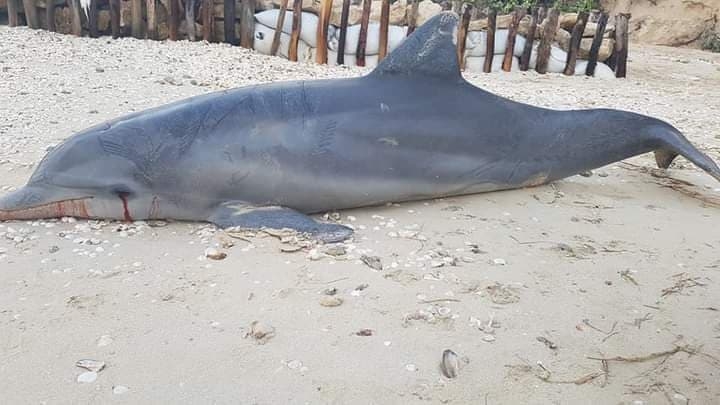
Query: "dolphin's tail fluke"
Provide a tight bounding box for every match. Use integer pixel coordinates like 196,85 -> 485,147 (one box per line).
0,186 -> 91,221
652,125 -> 720,182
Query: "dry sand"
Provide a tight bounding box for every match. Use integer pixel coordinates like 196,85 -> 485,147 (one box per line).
1,26 -> 719,404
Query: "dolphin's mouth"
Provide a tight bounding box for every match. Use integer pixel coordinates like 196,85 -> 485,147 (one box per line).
0,197 -> 93,221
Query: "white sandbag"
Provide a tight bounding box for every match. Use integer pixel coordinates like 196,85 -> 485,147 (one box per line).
325,50 -> 379,67
464,55 -> 520,73
254,10 -> 336,48
465,30 -> 526,57
591,62 -> 615,79
253,23 -> 312,60
328,24 -> 408,56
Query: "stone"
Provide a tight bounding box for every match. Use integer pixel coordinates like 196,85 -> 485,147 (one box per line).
468,14 -> 513,31
601,0 -> 719,47
559,12 -> 578,31
415,0 -> 441,26
370,0 -> 407,25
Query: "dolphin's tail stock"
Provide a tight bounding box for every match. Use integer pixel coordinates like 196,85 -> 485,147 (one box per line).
651,124 -> 720,182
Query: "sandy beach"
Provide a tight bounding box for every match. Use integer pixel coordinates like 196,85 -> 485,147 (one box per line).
1,26 -> 719,404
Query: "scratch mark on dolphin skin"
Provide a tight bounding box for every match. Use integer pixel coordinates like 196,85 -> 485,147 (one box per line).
313,120 -> 337,156
228,170 -> 251,186
149,196 -> 161,219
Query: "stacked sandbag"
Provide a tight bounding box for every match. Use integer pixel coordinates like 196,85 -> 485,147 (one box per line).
252,9 -> 614,77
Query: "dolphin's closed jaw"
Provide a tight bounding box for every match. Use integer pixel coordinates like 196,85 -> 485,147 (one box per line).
0,187 -> 92,221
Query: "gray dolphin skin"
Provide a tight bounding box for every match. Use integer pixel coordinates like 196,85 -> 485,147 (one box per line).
1,12 -> 719,242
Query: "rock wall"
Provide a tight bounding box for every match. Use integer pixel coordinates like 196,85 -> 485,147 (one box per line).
601,0 -> 719,47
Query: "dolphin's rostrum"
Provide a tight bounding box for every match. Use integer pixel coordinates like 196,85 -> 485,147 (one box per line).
1,12 -> 718,242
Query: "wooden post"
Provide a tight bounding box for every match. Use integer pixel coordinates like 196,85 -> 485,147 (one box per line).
88,0 -> 99,37
202,0 -> 214,41
456,3 -> 471,70
519,6 -> 538,71
585,12 -> 608,76
378,0 -> 390,60
407,0 -> 419,36
131,0 -> 143,38
185,0 -> 196,40
7,0 -> 19,27
502,7 -> 526,72
355,0 -> 371,67
22,0 -> 39,28
240,0 -> 255,48
110,0 -> 121,38
288,0 -> 302,61
535,7 -> 559,74
315,0 -> 333,63
45,0 -> 56,31
483,9 -> 496,73
537,5 -> 546,24
70,0 -> 82,36
147,0 -> 158,39
169,0 -> 179,40
563,11 -> 588,75
614,13 -> 630,78
270,0 -> 288,55
224,0 -> 236,45
337,0 -> 350,64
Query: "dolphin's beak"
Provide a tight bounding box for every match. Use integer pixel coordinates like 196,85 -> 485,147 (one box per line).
0,186 -> 92,221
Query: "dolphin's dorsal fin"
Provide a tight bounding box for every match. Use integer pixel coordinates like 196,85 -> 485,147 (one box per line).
368,12 -> 461,80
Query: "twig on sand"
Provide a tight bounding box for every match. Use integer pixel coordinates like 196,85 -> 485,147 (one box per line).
418,298 -> 461,304
619,162 -> 720,207
587,344 -> 698,363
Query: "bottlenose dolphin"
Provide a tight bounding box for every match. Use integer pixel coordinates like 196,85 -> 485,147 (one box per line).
1,12 -> 719,242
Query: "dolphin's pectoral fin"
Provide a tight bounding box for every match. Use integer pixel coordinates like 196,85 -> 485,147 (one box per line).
654,149 -> 679,169
208,202 -> 353,243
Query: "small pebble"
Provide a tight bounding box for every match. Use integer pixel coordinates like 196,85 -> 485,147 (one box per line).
320,296 -> 343,307
204,247 -> 227,260
492,258 -> 507,266
112,385 -> 129,395
405,364 -> 418,372
77,371 -> 97,383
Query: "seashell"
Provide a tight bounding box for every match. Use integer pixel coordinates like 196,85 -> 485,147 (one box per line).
440,349 -> 459,378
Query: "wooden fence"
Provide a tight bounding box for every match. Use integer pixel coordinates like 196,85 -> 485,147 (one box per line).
2,0 -> 630,77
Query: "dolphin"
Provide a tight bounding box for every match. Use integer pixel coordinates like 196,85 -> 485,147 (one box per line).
1,12 -> 719,242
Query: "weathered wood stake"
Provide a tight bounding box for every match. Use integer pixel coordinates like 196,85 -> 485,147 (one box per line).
288,0 -> 302,61
240,0 -> 256,48
585,12 -> 608,76
185,0 -> 197,41
270,0 -> 288,55
89,0 -> 99,37
378,0 -> 390,60
502,6 -> 526,72
535,7 -> 559,74
483,9 -> 496,73
356,0 -> 371,67
7,0 -> 19,27
131,0 -> 143,38
70,0 -> 82,36
202,0 -> 213,41
406,0 -> 419,36
147,0 -> 158,39
45,0 -> 56,31
110,0 -> 121,38
223,0 -> 236,45
22,0 -> 39,28
456,3 -> 471,70
519,6 -> 539,71
537,5 -> 547,24
614,13 -> 630,78
337,0 -> 350,64
563,11 -> 588,75
315,0 -> 333,63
